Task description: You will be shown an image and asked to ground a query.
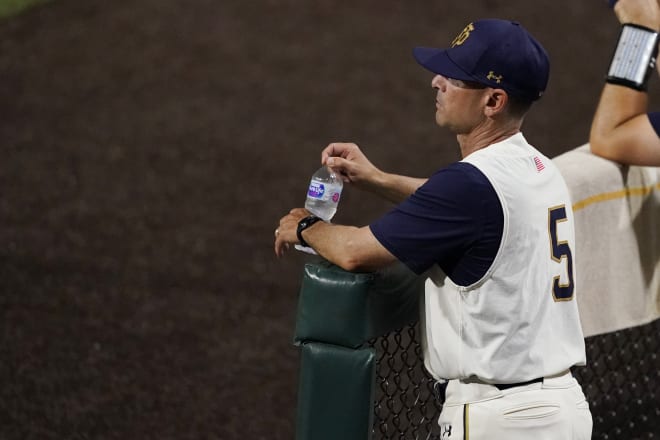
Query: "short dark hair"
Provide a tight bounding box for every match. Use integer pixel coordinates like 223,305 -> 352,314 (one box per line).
506,93 -> 534,119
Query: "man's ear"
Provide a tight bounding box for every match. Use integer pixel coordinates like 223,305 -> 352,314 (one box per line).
484,89 -> 508,117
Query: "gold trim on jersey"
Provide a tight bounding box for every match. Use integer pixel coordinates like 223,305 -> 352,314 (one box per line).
463,403 -> 470,440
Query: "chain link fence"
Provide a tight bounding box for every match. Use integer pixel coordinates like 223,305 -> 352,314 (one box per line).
369,318 -> 660,439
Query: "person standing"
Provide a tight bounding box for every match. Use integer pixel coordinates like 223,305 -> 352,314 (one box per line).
275,19 -> 592,439
590,0 -> 660,165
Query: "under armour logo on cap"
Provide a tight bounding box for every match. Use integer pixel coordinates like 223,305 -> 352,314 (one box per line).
487,71 -> 503,84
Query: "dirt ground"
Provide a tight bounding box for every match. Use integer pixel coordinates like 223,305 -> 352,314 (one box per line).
1,1 -> 658,438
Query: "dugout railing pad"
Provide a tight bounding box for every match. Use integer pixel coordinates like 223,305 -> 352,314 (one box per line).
293,261 -> 424,440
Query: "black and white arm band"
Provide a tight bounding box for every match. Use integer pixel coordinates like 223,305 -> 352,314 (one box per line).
607,24 -> 659,91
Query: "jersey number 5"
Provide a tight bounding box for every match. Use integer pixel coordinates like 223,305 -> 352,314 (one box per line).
548,205 -> 574,301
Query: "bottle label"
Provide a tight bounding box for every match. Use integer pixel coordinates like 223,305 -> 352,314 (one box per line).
307,181 -> 325,199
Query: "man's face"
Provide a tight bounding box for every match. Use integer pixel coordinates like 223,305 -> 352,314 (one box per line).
431,75 -> 489,134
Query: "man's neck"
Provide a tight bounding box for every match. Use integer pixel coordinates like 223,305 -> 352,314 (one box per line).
457,120 -> 522,158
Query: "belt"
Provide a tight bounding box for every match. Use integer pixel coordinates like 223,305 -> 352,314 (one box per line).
434,376 -> 548,402
493,377 -> 543,391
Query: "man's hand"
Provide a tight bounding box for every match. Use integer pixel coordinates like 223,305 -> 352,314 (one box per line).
321,143 -> 384,190
322,142 -> 427,203
274,208 -> 311,257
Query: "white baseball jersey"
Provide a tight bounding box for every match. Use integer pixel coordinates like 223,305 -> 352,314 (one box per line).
421,133 -> 587,383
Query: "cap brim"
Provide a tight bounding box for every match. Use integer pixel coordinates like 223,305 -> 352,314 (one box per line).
413,47 -> 475,82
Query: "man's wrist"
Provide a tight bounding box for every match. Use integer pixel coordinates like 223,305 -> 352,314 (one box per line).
297,215 -> 323,247
606,23 -> 659,91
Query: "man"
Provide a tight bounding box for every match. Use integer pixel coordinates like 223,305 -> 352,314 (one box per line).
275,19 -> 592,439
590,0 -> 660,165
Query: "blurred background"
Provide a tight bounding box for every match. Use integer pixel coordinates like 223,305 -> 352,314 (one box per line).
1,0 -> 659,438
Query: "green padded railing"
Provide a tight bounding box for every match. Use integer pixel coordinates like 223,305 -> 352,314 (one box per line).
293,260 -> 424,440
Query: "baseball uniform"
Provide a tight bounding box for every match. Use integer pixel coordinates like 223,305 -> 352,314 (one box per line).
370,133 -> 591,439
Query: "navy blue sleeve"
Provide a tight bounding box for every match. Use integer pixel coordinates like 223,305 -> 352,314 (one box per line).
648,112 -> 660,137
369,162 -> 503,285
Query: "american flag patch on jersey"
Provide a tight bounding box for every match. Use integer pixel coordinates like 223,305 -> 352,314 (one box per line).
534,156 -> 545,172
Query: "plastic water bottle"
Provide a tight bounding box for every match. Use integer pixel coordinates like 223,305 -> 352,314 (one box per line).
304,166 -> 343,221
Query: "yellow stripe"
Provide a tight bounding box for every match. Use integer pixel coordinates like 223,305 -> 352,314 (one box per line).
572,183 -> 660,212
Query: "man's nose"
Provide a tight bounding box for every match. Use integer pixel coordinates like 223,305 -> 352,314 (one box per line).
431,74 -> 446,91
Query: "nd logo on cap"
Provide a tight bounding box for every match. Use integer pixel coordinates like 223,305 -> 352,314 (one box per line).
451,23 -> 474,47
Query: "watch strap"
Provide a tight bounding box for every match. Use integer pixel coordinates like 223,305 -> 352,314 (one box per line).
297,215 -> 322,248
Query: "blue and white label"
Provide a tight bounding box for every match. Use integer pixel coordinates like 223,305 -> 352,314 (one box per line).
307,181 -> 325,199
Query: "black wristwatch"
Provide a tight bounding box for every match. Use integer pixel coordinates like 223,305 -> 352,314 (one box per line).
297,215 -> 323,247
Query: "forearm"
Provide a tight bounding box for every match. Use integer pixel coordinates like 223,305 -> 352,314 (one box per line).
589,10 -> 660,164
590,83 -> 660,165
322,143 -> 426,204
590,83 -> 648,147
363,170 -> 427,204
301,221 -> 397,272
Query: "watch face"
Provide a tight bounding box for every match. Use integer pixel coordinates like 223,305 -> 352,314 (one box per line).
298,215 -> 320,234
299,216 -> 313,229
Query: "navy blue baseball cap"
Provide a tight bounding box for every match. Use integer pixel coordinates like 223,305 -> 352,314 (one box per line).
413,19 -> 550,101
